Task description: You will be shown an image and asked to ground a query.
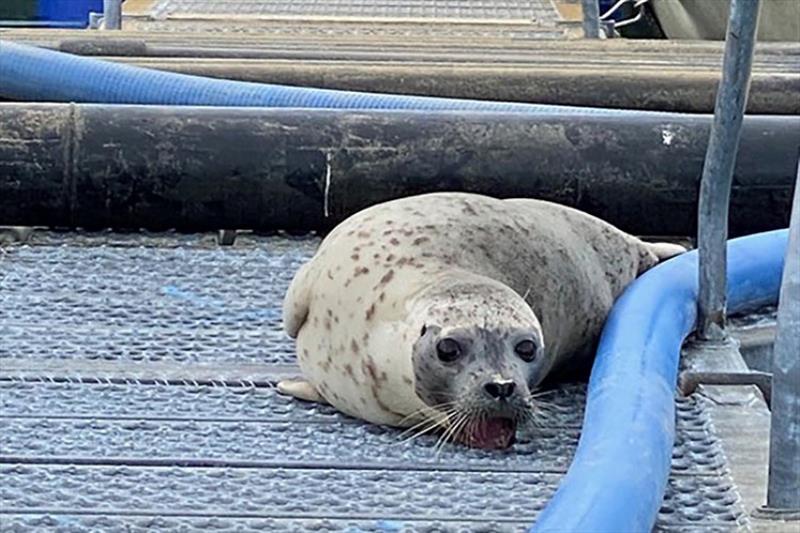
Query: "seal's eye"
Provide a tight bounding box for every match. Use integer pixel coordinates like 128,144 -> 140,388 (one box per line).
420,325 -> 427,337
436,338 -> 462,363
515,340 -> 537,362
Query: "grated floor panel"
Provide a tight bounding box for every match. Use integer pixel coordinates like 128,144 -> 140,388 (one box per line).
125,0 -> 575,40
0,232 -> 748,531
150,0 -> 559,23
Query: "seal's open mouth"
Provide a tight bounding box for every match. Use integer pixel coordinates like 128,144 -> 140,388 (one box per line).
459,417 -> 517,449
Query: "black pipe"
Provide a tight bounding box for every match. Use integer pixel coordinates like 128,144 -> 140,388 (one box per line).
0,103 -> 797,235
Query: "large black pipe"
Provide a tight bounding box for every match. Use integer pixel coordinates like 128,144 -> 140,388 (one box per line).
0,103 -> 797,236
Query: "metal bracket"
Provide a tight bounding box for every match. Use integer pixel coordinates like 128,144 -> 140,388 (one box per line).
752,506 -> 800,522
0,226 -> 35,244
217,230 -> 238,246
679,334 -> 773,406
680,370 -> 772,407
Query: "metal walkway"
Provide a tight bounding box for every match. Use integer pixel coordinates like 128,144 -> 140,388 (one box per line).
122,0 -> 581,40
0,232 -> 748,532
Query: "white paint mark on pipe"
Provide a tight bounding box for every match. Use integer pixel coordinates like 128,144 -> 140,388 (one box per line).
323,151 -> 332,218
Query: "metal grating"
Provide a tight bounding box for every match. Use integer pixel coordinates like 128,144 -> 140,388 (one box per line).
0,234 -> 316,365
0,232 -> 748,531
150,0 -> 559,23
0,381 -> 726,476
126,0 -> 573,40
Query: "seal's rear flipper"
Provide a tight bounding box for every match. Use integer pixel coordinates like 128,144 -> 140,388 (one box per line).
637,241 -> 689,274
277,379 -> 329,405
647,242 -> 688,261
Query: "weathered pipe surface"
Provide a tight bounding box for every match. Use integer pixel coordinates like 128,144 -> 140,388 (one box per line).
0,103 -> 797,235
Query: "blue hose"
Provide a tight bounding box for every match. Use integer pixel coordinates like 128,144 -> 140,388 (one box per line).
532,229 -> 789,532
0,40 -> 667,116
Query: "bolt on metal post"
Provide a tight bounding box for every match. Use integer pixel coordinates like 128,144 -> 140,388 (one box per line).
767,161 -> 800,511
103,0 -> 122,30
581,0 -> 602,38
697,0 -> 761,341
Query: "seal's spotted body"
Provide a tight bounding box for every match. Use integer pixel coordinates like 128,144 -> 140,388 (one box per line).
281,192 -> 684,447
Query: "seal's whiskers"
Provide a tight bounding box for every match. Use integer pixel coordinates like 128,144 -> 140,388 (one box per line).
434,409 -> 469,456
396,401 -> 456,427
393,407 -> 456,447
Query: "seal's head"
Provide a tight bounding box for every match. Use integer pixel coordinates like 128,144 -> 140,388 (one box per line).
410,277 -> 548,449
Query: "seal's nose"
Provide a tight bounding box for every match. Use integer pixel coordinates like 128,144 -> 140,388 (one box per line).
484,380 -> 516,400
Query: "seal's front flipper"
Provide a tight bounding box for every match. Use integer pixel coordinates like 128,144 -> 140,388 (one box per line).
277,379 -> 328,405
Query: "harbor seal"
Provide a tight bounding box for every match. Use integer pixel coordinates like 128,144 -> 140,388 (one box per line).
279,192 -> 684,449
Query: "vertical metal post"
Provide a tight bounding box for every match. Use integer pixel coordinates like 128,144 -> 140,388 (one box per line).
697,0 -> 761,340
767,162 -> 800,510
103,0 -> 122,30
582,0 -> 602,38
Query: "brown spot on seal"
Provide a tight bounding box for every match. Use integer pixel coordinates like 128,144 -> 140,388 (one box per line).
462,203 -> 478,215
365,303 -> 376,321
377,270 -> 395,286
363,358 -> 378,381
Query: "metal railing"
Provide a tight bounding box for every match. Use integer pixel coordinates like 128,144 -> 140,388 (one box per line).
768,161 -> 800,511
103,0 -> 122,30
697,0 -> 761,341
581,0 -> 602,38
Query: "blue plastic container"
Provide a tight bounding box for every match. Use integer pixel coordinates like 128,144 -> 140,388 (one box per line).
38,0 -> 103,27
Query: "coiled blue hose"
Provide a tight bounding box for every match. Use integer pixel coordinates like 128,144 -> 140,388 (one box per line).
533,229 -> 789,532
0,40 -> 666,116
